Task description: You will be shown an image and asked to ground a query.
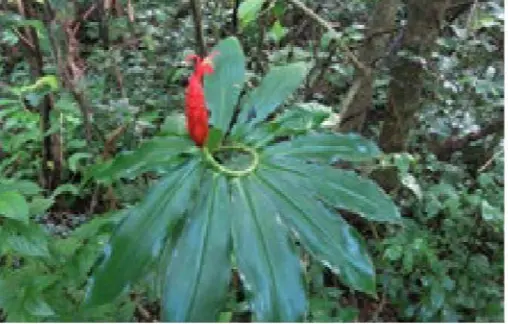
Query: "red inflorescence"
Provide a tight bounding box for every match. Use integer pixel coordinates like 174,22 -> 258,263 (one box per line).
185,53 -> 216,147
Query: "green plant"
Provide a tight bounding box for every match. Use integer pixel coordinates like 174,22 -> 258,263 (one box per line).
0,177 -> 128,321
376,150 -> 503,322
84,37 -> 400,321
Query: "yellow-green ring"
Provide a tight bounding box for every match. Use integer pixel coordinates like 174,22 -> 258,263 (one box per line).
202,145 -> 259,177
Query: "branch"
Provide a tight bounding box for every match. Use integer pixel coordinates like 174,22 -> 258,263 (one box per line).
431,118 -> 504,161
333,76 -> 365,130
14,0 -> 35,53
287,0 -> 370,76
446,0 -> 488,22
465,0 -> 479,36
478,149 -> 503,173
305,40 -> 338,100
135,303 -> 152,322
82,2 -> 98,21
12,28 -> 35,51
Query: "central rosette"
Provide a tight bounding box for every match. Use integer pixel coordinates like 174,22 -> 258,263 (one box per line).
203,145 -> 259,177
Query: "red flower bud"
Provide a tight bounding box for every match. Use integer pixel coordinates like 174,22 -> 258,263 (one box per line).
184,53 -> 217,146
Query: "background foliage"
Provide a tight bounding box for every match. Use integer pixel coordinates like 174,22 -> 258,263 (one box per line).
0,0 -> 504,322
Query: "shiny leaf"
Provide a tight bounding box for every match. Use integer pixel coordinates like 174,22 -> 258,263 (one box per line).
162,173 -> 231,321
4,222 -> 50,257
85,160 -> 202,307
86,136 -> 196,183
205,37 -> 246,133
263,133 -> 381,163
236,62 -> 309,127
256,167 -> 376,295
0,191 -> 29,224
238,0 -> 265,27
230,177 -> 306,321
241,103 -> 331,148
262,156 -> 401,224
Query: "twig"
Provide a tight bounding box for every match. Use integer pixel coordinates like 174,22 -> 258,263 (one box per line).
135,303 -> 152,321
370,291 -> 386,321
287,0 -> 370,76
256,10 -> 267,74
127,0 -> 135,23
336,76 -> 364,117
363,27 -> 398,44
466,0 -> 479,36
88,184 -> 100,215
15,0 -> 35,53
368,222 -> 380,240
478,149 -> 503,173
82,3 -> 98,21
304,40 -> 337,100
12,28 -> 35,51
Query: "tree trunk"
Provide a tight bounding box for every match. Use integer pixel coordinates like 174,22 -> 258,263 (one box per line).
19,0 -> 61,189
190,0 -> 207,56
338,0 -> 399,133
378,0 -> 448,153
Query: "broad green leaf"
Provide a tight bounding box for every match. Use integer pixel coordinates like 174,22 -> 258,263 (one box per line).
0,191 -> 29,223
34,75 -> 58,91
4,222 -> 50,257
86,136 -> 196,182
51,183 -> 80,199
401,173 -> 422,200
68,152 -> 93,172
162,173 -> 232,321
205,37 -> 246,133
0,279 -> 13,308
481,200 -> 503,225
0,179 -> 42,196
430,281 -> 445,311
337,307 -> 360,322
268,20 -> 288,42
262,156 -> 401,223
69,211 -> 123,243
273,103 -> 331,134
160,113 -> 187,136
0,99 -> 19,106
307,165 -> 400,224
29,197 -> 54,215
263,133 -> 381,163
256,167 -> 376,295
25,297 -> 55,317
238,0 -> 265,27
236,62 -> 309,127
218,312 -> 233,322
85,160 -> 202,307
313,168 -> 400,223
241,103 -> 331,148
230,177 -> 306,321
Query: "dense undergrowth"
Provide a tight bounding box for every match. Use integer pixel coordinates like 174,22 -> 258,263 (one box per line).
0,0 -> 504,322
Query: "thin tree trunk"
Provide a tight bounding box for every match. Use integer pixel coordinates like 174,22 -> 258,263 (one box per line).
98,0 -> 111,50
19,0 -> 61,189
190,0 -> 207,56
378,0 -> 449,153
232,0 -> 240,35
338,0 -> 399,133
